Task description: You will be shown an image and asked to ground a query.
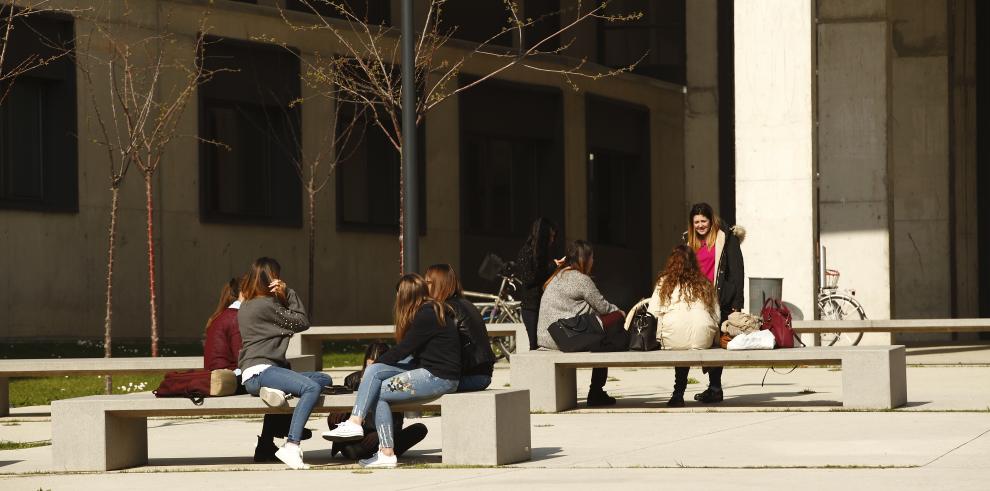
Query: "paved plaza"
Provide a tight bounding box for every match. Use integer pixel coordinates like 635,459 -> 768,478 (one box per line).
1,345 -> 988,490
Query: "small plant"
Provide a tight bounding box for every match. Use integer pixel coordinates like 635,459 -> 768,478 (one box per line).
607,377 -> 620,382
687,377 -> 701,384
0,440 -> 51,450
799,388 -> 817,395
503,383 -> 511,387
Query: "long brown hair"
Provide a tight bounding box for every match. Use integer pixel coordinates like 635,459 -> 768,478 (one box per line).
544,239 -> 594,290
656,245 -> 717,307
241,257 -> 285,304
686,202 -> 722,251
393,273 -> 447,342
205,277 -> 240,332
424,263 -> 463,303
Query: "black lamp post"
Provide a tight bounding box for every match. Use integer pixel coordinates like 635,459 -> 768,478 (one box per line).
401,0 -> 418,273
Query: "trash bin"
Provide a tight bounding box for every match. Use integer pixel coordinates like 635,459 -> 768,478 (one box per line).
749,277 -> 783,313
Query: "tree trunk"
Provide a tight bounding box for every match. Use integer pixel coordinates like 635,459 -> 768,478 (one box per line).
144,174 -> 160,357
307,186 -> 316,316
103,186 -> 120,394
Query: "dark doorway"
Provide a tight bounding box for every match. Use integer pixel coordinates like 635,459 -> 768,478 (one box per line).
459,79 -> 565,293
586,96 -> 651,310
977,1 -> 990,332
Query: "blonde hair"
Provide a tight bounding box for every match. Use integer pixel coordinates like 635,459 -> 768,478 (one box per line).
686,202 -> 722,251
393,273 -> 447,342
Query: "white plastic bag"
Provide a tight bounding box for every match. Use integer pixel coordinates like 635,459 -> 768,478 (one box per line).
726,330 -> 776,350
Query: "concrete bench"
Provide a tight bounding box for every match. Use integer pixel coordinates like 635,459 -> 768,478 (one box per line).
793,319 -> 990,345
0,355 -> 316,416
510,346 -> 906,412
50,389 -> 531,471
287,323 -> 528,370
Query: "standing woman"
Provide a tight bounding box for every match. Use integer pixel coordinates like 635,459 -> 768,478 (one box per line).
537,240 -> 625,406
682,203 -> 745,403
424,263 -> 496,392
323,274 -> 460,469
238,257 -> 331,470
514,218 -> 560,351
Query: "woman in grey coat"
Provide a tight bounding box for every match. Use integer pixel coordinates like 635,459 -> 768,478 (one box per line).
537,240 -> 625,406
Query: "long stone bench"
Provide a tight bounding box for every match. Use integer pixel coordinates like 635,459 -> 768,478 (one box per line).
287,323 -> 528,370
0,355 -> 315,416
50,389 -> 531,471
792,319 -> 990,345
509,346 -> 906,412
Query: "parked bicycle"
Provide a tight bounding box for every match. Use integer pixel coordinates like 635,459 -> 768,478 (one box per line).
464,254 -> 522,361
816,267 -> 868,346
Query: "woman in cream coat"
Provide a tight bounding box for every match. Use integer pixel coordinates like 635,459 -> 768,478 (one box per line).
646,245 -> 719,406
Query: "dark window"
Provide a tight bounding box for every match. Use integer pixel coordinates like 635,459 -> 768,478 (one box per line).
585,95 -> 650,309
335,104 -> 425,232
524,0 -> 561,51
439,0 -> 512,47
198,37 -> 302,226
0,14 -> 76,212
598,0 -> 686,85
458,77 -> 564,291
587,149 -> 634,246
285,0 -> 390,25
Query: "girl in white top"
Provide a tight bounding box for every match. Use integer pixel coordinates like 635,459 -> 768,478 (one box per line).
647,245 -> 719,350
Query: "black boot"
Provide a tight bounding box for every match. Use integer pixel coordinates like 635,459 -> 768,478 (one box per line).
253,436 -> 279,462
587,389 -> 617,407
666,391 -> 685,407
694,387 -> 724,403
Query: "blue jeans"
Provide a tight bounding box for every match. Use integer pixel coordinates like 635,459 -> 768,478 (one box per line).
352,366 -> 457,448
457,374 -> 491,392
244,367 -> 332,443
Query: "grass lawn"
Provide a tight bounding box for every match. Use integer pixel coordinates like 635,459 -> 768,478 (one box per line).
2,340 -> 372,408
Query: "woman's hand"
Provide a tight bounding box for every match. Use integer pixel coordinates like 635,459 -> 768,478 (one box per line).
269,279 -> 287,302
553,256 -> 566,266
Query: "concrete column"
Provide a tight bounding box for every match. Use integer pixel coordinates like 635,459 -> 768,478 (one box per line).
421,74 -> 460,269
734,0 -> 817,317
951,0 -> 979,319
816,1 -> 892,343
683,0 -> 720,209
563,92 -> 588,240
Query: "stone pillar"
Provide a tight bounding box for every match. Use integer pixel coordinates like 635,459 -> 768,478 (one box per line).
816,1 -> 893,343
683,0 -> 720,209
562,92 -> 588,240
734,0 -> 817,317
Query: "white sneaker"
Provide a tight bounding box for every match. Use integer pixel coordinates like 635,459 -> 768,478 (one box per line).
274,445 -> 310,470
321,420 -> 365,442
259,387 -> 288,408
359,451 -> 397,469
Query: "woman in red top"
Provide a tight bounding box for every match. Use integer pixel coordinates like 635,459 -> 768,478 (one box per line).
204,277 -> 310,462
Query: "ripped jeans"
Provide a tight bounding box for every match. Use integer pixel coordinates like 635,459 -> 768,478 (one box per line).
350,364 -> 458,449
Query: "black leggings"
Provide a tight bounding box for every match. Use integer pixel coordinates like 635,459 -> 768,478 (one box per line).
521,308 -> 539,351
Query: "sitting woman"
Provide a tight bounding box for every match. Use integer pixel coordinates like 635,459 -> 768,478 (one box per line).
647,245 -> 719,407
323,273 -> 461,469
238,257 -> 331,470
203,277 -> 310,462
327,342 -> 429,460
424,263 -> 496,392
537,240 -> 625,407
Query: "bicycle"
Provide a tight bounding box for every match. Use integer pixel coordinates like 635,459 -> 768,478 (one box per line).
816,267 -> 868,346
464,254 -> 523,361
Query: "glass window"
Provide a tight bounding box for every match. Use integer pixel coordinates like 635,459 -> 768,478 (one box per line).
598,0 -> 686,85
0,14 -> 77,212
285,0 -> 390,25
198,37 -> 302,226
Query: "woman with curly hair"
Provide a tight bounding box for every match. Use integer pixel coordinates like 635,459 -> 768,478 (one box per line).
647,245 -> 720,407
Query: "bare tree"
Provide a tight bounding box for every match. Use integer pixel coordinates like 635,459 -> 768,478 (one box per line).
80,4 -> 217,363
247,88 -> 366,314
0,0 -> 77,104
281,0 -> 643,271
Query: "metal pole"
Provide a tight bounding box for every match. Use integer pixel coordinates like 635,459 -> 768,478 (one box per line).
401,0 -> 418,274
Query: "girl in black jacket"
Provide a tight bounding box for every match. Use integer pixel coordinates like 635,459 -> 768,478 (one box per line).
513,218 -> 560,350
425,263 -> 496,391
322,274 -> 460,468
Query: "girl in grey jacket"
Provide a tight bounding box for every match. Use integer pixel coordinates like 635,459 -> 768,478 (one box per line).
537,240 -> 624,406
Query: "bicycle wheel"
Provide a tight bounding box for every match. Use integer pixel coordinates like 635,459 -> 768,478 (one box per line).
817,294 -> 867,346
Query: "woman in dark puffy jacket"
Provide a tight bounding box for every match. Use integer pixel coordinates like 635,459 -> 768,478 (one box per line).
425,263 -> 496,391
513,218 -> 560,350
203,277 -> 308,462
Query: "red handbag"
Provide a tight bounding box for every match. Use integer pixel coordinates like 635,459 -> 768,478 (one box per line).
153,369 -> 212,404
760,298 -> 797,349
